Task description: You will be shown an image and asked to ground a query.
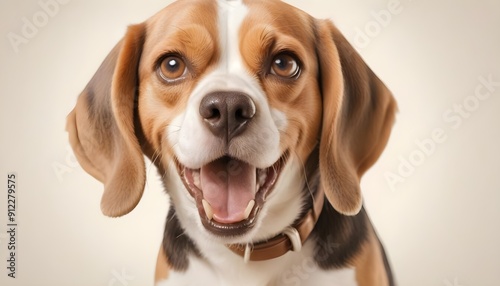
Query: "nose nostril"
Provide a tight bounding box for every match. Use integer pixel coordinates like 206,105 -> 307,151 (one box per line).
236,105 -> 255,120
200,98 -> 222,121
235,109 -> 244,120
209,108 -> 221,119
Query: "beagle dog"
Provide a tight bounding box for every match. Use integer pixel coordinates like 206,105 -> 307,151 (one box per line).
67,0 -> 397,285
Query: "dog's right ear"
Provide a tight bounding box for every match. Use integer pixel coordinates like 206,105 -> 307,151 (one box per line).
315,20 -> 397,216
66,24 -> 146,217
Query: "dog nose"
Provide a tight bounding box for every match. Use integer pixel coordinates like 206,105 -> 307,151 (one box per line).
199,91 -> 256,141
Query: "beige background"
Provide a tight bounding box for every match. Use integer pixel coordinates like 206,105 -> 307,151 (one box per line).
1,0 -> 499,285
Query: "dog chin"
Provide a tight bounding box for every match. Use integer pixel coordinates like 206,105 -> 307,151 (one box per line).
175,151 -> 289,239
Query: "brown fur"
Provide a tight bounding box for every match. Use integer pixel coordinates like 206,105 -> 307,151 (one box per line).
155,245 -> 169,281
353,229 -> 391,285
315,19 -> 397,216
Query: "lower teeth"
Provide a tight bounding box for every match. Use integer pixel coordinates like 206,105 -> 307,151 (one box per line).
192,170 -> 201,189
202,199 -> 213,220
201,199 -> 255,222
243,200 -> 255,220
258,169 -> 267,186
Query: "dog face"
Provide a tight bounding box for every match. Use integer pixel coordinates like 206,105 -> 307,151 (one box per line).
139,0 -> 323,243
67,0 -> 396,245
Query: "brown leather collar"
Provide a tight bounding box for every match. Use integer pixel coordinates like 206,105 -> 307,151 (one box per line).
227,186 -> 324,262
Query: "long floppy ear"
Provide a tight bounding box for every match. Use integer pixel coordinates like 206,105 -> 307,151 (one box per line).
315,20 -> 397,216
66,24 -> 146,217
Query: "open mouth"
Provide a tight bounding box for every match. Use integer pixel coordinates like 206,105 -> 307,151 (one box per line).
177,153 -> 288,237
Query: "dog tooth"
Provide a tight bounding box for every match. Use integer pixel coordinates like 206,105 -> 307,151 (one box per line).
243,200 -> 255,220
193,170 -> 201,189
202,199 -> 213,220
258,170 -> 267,186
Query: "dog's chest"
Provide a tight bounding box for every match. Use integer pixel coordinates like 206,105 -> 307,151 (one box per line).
156,242 -> 358,286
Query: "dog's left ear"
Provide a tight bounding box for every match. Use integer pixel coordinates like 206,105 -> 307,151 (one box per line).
66,24 -> 147,217
315,20 -> 397,216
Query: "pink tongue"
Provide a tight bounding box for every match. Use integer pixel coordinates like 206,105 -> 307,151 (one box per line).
200,157 -> 256,223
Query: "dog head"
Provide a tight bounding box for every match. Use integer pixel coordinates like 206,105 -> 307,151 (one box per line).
67,0 -> 396,244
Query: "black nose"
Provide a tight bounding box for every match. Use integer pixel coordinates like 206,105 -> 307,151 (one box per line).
199,91 -> 256,141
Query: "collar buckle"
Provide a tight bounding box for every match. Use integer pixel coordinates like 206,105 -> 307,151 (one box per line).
283,226 -> 302,252
243,244 -> 252,263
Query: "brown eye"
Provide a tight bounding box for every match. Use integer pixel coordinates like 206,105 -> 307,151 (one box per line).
270,53 -> 300,79
158,56 -> 187,82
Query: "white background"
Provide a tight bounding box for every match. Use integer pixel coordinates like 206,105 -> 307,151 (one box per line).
1,0 -> 499,285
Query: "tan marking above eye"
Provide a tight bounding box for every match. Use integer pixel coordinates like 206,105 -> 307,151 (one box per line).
158,56 -> 187,82
270,53 -> 300,79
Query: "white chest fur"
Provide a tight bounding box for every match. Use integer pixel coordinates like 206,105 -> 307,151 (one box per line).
156,240 -> 358,286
